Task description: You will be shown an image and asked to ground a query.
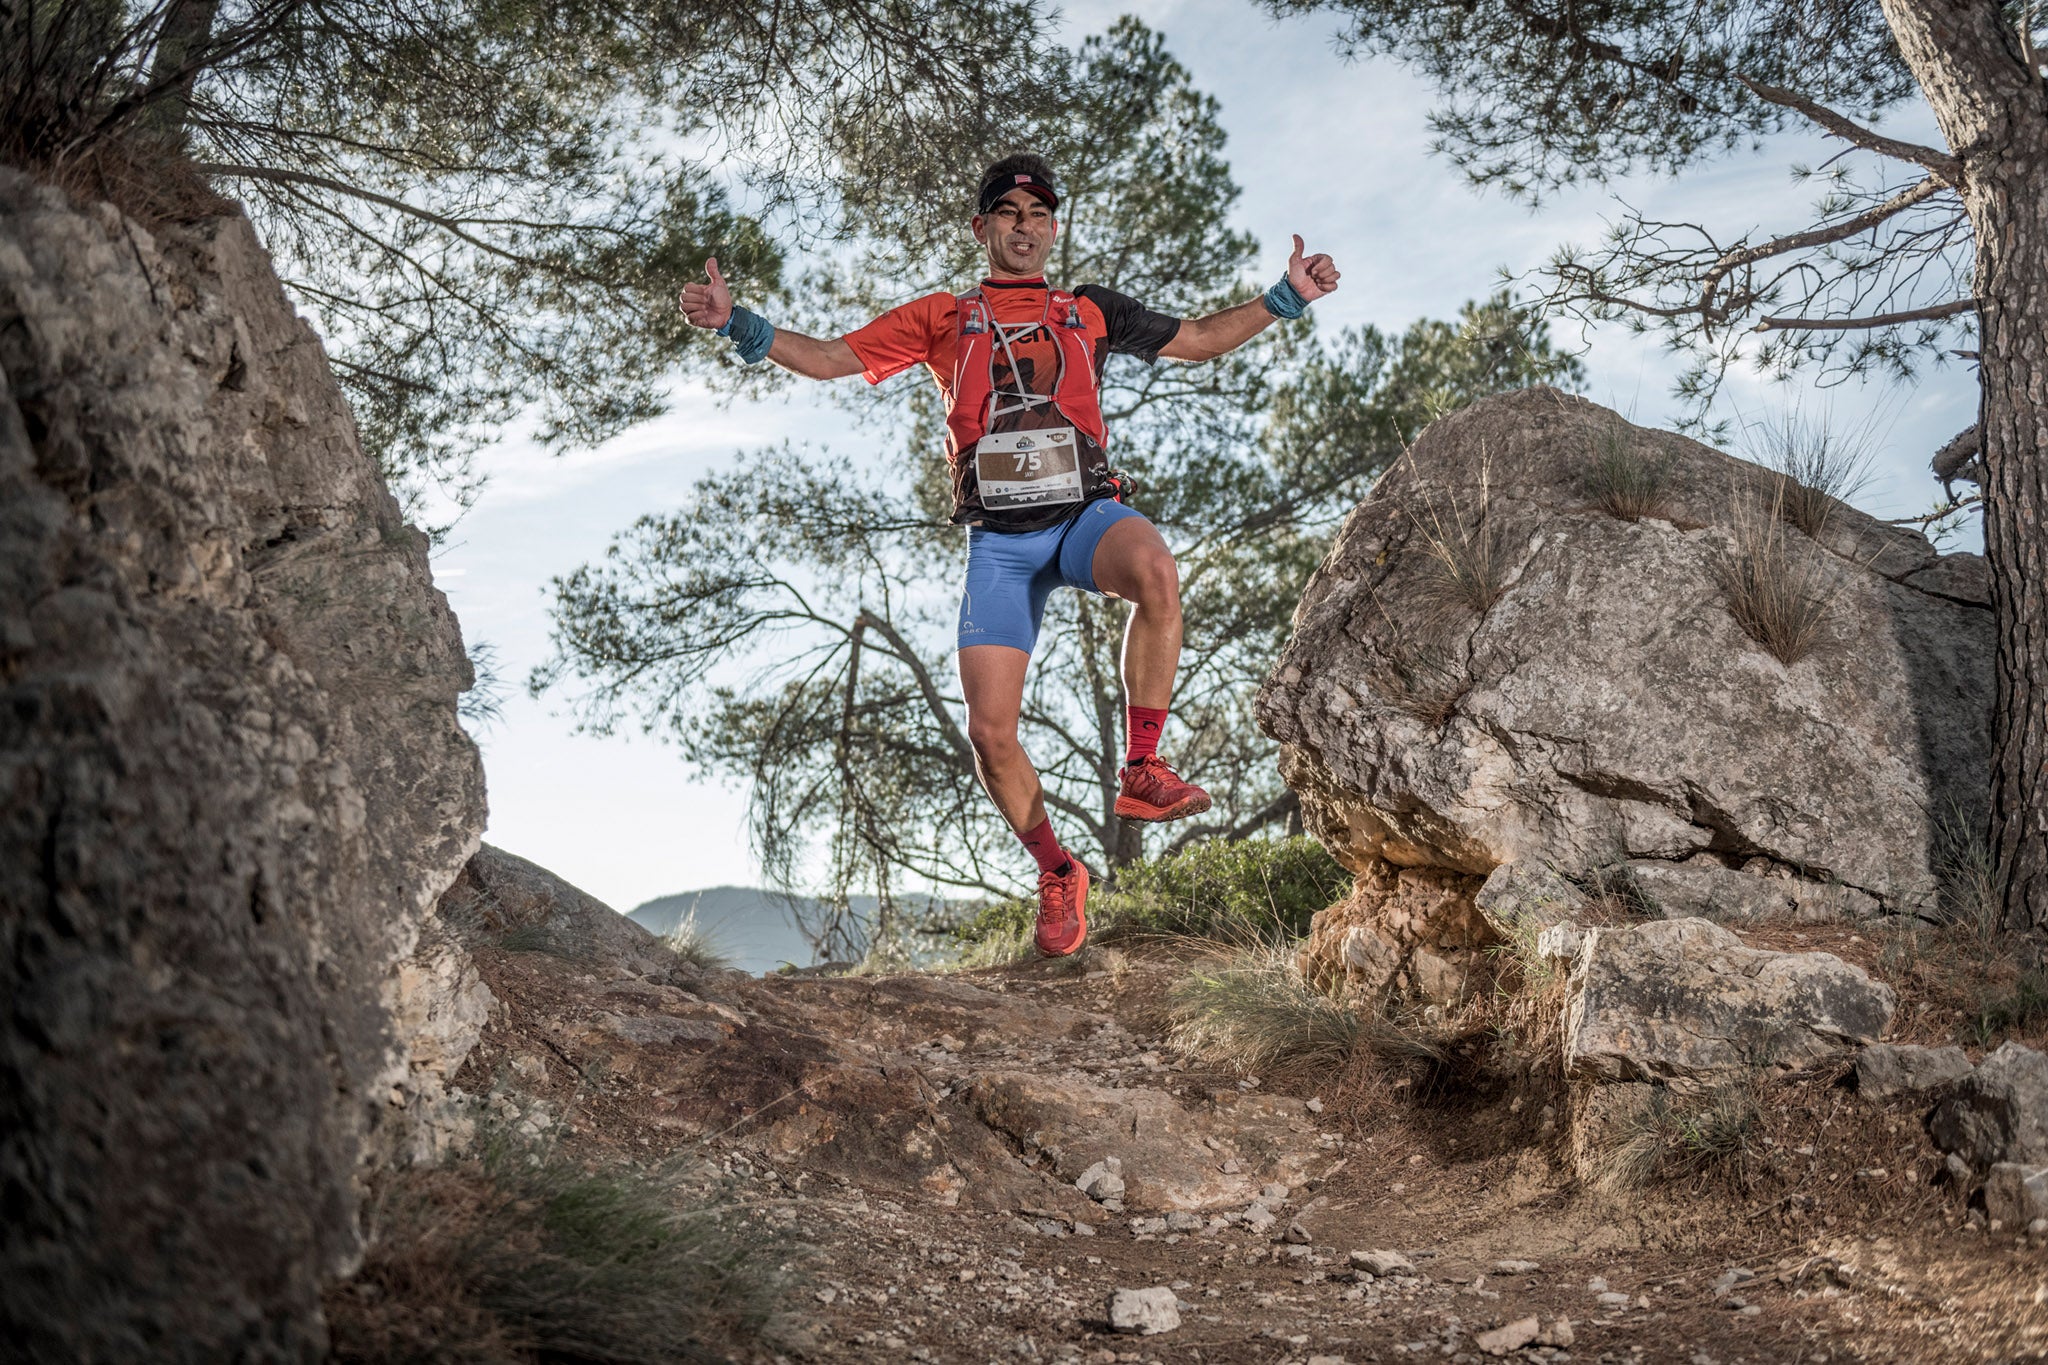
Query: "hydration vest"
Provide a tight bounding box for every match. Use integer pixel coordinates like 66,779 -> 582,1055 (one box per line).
945,285 -> 1121,528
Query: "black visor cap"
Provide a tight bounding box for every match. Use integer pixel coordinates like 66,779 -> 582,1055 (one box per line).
978,170 -> 1059,215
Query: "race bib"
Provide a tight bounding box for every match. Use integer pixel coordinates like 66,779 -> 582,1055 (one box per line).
974,428 -> 1083,511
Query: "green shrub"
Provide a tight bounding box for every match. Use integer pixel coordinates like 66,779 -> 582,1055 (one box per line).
948,837 -> 1350,964
1106,836 -> 1350,943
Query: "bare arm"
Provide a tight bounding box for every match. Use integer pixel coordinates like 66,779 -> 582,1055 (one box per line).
1158,233 -> 1340,364
764,329 -> 863,380
679,257 -> 862,380
1158,294 -> 1278,363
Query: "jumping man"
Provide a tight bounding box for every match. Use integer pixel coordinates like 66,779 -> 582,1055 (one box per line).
679,152 -> 1339,958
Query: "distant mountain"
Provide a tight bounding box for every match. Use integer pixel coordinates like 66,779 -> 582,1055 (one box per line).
626,886 -> 852,975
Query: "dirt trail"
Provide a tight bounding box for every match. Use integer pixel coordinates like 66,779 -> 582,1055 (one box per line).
459,930 -> 2048,1365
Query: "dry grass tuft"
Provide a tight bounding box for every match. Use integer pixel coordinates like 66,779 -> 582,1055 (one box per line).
327,1141 -> 784,1364
1589,1079 -> 1766,1196
1407,451 -> 1509,616
664,911 -> 733,972
1744,409 -> 1875,539
1168,946 -> 1442,1076
1579,862 -> 1662,920
1365,593 -> 1471,726
1585,425 -> 1674,522
1717,481 -> 1844,665
1934,808 -> 2003,954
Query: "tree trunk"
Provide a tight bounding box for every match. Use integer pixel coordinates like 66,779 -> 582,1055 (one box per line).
144,0 -> 220,138
1882,0 -> 2048,930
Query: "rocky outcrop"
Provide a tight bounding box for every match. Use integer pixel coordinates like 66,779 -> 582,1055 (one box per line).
1258,388 -> 1992,999
440,855 -> 1340,1228
439,842 -> 683,983
0,171 -> 484,1357
1561,919 -> 1894,1087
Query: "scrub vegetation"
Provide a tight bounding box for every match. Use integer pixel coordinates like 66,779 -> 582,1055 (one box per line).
326,1140 -> 784,1364
1717,481 -> 1843,666
951,835 -> 1349,966
1588,1080 -> 1769,1197
1584,425 -> 1674,523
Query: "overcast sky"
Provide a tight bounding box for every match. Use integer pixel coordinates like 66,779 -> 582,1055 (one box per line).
427,0 -> 1979,918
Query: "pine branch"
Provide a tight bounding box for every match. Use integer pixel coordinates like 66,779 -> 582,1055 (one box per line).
1740,78 -> 1962,184
1751,297 -> 1976,332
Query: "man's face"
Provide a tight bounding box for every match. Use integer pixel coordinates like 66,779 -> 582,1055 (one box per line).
972,188 -> 1056,277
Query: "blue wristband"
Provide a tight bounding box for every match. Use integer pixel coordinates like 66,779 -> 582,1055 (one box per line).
715,303 -> 775,364
1262,273 -> 1309,320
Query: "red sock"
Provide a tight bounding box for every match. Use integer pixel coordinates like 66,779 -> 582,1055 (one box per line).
1017,817 -> 1069,875
1126,705 -> 1169,763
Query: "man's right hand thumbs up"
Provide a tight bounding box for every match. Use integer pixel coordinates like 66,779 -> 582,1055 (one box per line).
679,257 -> 734,330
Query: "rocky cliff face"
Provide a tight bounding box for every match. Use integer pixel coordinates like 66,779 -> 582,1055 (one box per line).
1258,388 -> 1992,1000
0,170 -> 485,1358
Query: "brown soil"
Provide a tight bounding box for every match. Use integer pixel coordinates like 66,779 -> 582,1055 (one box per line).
427,928 -> 2048,1365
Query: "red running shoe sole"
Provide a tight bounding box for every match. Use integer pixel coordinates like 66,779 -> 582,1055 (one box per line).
1113,791 -> 1214,823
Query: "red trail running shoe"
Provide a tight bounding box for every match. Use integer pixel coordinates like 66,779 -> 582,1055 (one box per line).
1114,755 -> 1213,823
1035,859 -> 1089,957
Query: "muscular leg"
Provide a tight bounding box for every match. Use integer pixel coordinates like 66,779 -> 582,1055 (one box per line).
1089,515 -> 1182,709
958,643 -> 1046,833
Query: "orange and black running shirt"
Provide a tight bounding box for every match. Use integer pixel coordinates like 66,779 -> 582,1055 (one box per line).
843,278 -> 1182,530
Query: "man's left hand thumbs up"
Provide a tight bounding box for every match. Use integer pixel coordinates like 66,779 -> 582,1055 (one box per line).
1288,234 -> 1340,303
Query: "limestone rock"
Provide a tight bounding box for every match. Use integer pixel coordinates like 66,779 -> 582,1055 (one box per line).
1350,1249 -> 1414,1277
0,171 -> 484,1357
1536,921 -> 1587,967
1108,1286 -> 1181,1334
1929,1042 -> 2048,1174
1259,389 -> 1993,998
1475,861 -> 1589,933
1622,858 -> 1877,923
1855,1042 -> 1974,1099
1476,1316 -> 1541,1355
1077,1158 -> 1127,1202
1564,919 -> 1894,1086
1293,858 -> 1488,1000
1985,1163 -> 2048,1227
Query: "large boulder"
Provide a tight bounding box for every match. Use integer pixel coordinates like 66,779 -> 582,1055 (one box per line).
0,172 -> 485,1356
1562,919 -> 1895,1087
1258,388 -> 1991,998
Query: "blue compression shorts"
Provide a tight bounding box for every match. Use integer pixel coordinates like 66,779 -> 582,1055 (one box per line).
957,498 -> 1148,655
